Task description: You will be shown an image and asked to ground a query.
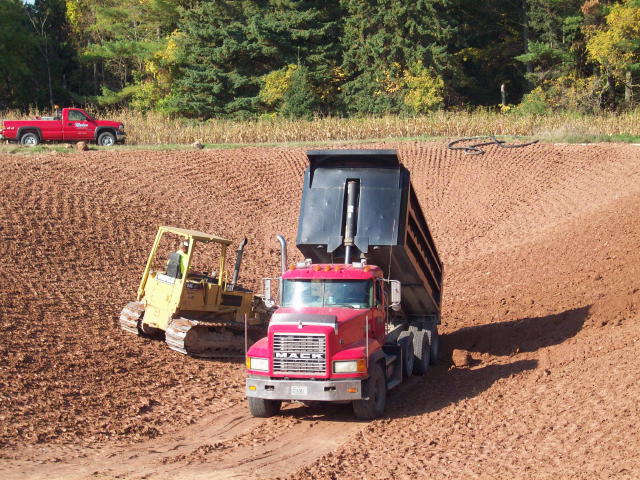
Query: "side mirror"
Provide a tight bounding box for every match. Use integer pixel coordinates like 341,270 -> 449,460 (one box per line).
263,278 -> 275,308
390,280 -> 401,311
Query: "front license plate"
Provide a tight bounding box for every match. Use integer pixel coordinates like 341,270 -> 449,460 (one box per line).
291,385 -> 308,396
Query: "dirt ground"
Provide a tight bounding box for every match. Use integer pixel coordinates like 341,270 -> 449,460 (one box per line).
0,141 -> 639,479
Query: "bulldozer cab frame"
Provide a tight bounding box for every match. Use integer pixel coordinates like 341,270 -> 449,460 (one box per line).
136,226 -> 232,305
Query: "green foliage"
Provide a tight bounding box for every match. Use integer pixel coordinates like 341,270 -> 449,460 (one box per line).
0,0 -> 38,108
514,75 -> 602,114
586,0 -> 640,80
339,0 -> 454,114
260,64 -> 299,108
1,0 -> 639,115
170,0 -> 263,118
403,62 -> 445,113
280,65 -> 321,118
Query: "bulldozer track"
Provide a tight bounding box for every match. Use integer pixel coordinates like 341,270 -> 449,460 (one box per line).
119,301 -> 144,335
165,317 -> 265,358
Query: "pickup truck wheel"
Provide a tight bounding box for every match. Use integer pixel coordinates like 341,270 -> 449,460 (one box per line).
248,396 -> 281,418
426,325 -> 439,365
20,132 -> 40,147
352,363 -> 386,420
412,330 -> 431,375
398,331 -> 415,378
98,131 -> 116,147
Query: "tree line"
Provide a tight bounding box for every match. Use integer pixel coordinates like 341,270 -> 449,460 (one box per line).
1,0 -> 638,118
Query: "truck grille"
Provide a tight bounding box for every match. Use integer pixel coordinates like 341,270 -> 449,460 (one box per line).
272,333 -> 327,375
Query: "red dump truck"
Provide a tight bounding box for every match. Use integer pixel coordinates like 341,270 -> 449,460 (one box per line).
245,150 -> 443,419
1,107 -> 125,147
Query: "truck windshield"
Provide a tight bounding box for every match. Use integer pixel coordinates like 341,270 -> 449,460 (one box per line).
282,279 -> 372,309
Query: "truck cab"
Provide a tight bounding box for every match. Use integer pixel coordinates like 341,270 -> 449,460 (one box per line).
247,262 -> 388,397
246,150 -> 443,420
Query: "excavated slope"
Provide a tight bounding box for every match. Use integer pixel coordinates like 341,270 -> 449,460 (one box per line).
0,142 -> 639,479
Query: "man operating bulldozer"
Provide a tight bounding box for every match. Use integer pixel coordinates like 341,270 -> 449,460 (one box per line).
166,240 -> 189,278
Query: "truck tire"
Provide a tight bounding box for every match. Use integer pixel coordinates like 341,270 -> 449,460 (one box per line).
398,330 -> 414,378
248,396 -> 282,418
412,330 -> 431,375
97,131 -> 116,147
352,362 -> 386,420
20,132 -> 40,147
426,325 -> 439,365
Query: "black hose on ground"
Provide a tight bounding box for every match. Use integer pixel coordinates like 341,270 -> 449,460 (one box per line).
448,136 -> 539,155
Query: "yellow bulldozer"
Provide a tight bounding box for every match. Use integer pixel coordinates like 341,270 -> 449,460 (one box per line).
119,226 -> 270,357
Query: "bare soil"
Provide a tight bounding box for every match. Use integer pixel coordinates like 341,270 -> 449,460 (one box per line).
1,142 -> 639,479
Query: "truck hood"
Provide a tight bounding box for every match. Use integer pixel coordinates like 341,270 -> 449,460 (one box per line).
271,307 -> 369,330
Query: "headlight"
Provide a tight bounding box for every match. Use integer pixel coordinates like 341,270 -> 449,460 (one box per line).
333,359 -> 366,374
118,124 -> 125,131
246,357 -> 269,371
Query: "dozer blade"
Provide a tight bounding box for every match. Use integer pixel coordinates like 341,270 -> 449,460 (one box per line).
165,317 -> 263,358
119,301 -> 145,335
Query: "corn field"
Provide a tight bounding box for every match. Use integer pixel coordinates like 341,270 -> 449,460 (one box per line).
2,108 -> 640,145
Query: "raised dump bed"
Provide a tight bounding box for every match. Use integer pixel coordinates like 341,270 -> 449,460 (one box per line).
296,149 -> 443,316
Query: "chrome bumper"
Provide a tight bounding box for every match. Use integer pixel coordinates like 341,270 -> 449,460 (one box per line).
246,376 -> 365,401
116,131 -> 126,142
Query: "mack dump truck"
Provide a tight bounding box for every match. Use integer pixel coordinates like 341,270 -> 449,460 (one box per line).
245,150 -> 443,419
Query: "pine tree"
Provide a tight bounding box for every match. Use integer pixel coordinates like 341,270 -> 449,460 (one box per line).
170,0 -> 267,118
172,0 -> 343,118
0,0 -> 39,108
280,65 -> 321,118
339,0 -> 455,114
252,0 -> 343,115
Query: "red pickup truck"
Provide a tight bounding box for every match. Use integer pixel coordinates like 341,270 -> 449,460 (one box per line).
1,108 -> 125,147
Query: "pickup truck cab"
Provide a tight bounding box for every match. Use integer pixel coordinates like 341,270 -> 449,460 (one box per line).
1,108 -> 125,147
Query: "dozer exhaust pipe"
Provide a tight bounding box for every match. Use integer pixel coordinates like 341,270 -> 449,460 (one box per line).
276,234 -> 287,274
229,237 -> 248,291
344,180 -> 360,264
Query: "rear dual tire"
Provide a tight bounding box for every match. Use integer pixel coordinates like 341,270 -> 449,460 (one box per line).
398,330 -> 415,378
426,325 -> 439,365
412,330 -> 431,375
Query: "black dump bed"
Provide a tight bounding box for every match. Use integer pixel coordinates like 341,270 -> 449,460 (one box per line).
296,149 -> 443,316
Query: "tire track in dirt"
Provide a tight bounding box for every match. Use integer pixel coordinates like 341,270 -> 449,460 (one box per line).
1,141 -> 639,479
1,403 -> 361,480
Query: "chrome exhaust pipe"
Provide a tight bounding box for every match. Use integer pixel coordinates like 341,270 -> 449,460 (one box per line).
344,180 -> 359,264
276,234 -> 287,274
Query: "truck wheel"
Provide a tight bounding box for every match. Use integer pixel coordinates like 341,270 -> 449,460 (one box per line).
248,396 -> 282,418
426,325 -> 439,365
98,131 -> 116,147
412,330 -> 431,375
20,132 -> 40,147
398,331 -> 414,378
352,363 -> 386,420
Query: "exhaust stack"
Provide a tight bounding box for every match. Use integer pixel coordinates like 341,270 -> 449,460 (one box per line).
344,180 -> 360,264
229,237 -> 248,291
276,234 -> 287,274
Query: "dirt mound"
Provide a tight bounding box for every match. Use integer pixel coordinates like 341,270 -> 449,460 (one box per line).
1,142 -> 639,479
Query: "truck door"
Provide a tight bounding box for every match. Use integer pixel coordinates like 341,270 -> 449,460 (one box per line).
63,110 -> 94,141
372,279 -> 387,340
